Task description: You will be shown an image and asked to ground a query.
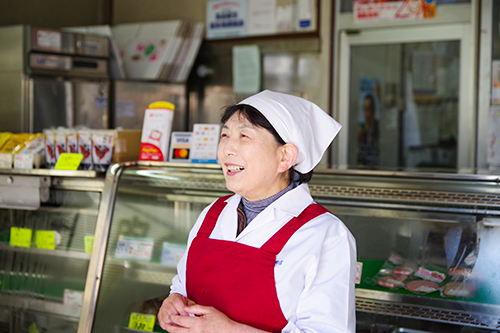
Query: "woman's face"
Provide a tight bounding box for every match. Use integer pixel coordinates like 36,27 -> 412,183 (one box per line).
218,112 -> 289,201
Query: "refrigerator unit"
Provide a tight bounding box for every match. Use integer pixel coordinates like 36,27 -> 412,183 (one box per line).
0,25 -> 110,133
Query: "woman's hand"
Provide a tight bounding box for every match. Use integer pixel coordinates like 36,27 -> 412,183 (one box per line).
157,293 -> 196,330
166,304 -> 271,333
164,304 -> 236,332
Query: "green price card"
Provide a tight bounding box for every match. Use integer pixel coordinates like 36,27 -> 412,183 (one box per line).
29,323 -> 39,333
10,227 -> 32,248
128,312 -> 155,332
36,230 -> 55,250
55,153 -> 83,170
84,235 -> 94,253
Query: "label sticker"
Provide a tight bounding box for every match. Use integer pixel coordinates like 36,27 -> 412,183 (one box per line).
356,261 -> 363,284
63,289 -> 84,307
14,154 -> 33,169
128,312 -> 155,331
10,227 -> 32,248
0,153 -> 12,169
35,230 -> 56,250
115,236 -> 154,261
84,235 -> 94,253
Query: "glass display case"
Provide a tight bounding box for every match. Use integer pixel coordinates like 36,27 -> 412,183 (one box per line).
78,163 -> 230,333
79,162 -> 500,333
0,169 -> 105,333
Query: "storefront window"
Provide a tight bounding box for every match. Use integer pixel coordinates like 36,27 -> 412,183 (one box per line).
348,41 -> 460,171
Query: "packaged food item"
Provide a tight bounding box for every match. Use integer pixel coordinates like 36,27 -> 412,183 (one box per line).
0,133 -> 34,155
54,128 -> 67,161
447,267 -> 472,278
369,253 -> 414,290
0,132 -> 12,150
92,130 -> 115,171
66,129 -> 78,154
405,280 -> 440,294
139,101 -> 175,162
44,129 -> 57,169
414,267 -> 447,283
394,265 -> 415,276
441,281 -> 476,298
377,275 -> 408,289
78,129 -> 93,170
16,134 -> 45,169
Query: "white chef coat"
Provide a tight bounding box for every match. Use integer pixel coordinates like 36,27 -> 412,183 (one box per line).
170,183 -> 357,333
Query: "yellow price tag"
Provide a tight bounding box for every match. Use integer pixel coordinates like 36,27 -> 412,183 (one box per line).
84,235 -> 94,253
10,227 -> 32,248
128,312 -> 155,332
36,230 -> 55,250
29,323 -> 39,333
55,153 -> 83,170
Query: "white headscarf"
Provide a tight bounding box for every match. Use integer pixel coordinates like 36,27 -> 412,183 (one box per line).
238,90 -> 342,174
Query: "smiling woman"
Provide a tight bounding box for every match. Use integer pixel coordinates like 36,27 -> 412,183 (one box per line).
158,90 -> 357,333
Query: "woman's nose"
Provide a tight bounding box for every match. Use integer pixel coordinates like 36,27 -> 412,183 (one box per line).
220,136 -> 237,156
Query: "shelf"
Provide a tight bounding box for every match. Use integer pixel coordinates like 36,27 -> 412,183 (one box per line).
37,205 -> 99,216
0,243 -> 91,260
0,294 -> 81,319
356,289 -> 500,330
0,168 -> 103,178
106,258 -> 177,286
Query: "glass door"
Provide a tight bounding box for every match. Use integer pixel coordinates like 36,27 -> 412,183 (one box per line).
336,24 -> 475,172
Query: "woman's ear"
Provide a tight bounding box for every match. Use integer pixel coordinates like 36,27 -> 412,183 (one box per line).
278,143 -> 298,173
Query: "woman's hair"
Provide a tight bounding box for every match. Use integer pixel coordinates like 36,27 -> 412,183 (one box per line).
221,104 -> 313,184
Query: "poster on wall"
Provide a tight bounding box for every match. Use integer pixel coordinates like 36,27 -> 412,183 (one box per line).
354,0 -> 437,23
206,0 -> 247,39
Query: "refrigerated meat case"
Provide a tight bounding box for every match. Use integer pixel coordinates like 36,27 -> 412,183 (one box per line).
78,162 -> 500,333
0,168 -> 105,333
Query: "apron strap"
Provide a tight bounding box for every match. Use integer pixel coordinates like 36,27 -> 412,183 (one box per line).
261,204 -> 330,254
196,195 -> 233,238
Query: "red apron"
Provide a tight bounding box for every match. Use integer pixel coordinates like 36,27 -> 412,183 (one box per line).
186,195 -> 329,332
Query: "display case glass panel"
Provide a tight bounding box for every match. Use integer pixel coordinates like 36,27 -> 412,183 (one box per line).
90,166 -> 228,332
0,187 -> 102,333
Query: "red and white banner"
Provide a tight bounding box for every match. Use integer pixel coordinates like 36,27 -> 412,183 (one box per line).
354,0 -> 436,22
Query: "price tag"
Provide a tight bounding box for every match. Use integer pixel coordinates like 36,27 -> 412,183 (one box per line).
0,153 -> 12,169
84,235 -> 94,253
10,227 -> 32,248
35,230 -> 55,250
115,236 -> 154,261
63,289 -> 84,306
128,312 -> 155,331
14,154 -> 34,169
55,153 -> 83,170
356,261 -> 363,284
28,323 -> 39,333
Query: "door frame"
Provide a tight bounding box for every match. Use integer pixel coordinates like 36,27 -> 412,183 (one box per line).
333,21 -> 477,172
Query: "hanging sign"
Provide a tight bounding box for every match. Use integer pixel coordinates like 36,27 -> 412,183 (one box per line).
354,0 -> 436,23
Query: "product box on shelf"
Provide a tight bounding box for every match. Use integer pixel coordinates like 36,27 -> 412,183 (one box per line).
139,101 -> 175,162
113,129 -> 142,163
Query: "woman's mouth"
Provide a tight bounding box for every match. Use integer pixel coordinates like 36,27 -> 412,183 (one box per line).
226,165 -> 245,173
